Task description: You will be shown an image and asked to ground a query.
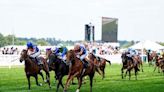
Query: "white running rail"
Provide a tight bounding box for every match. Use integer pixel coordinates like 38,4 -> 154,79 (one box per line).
0,55 -> 23,68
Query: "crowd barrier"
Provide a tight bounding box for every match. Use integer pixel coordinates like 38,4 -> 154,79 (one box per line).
0,55 -> 23,68
0,53 -> 130,69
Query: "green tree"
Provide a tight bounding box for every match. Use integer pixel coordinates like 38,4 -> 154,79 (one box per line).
0,33 -> 5,47
37,39 -> 49,46
4,35 -> 17,45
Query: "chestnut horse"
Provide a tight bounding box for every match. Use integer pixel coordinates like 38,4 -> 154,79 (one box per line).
20,49 -> 51,90
64,50 -> 95,92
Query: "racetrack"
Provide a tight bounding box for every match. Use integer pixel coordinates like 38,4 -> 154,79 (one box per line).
0,64 -> 164,92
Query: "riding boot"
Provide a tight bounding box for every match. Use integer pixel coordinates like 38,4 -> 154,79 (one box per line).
36,57 -> 43,70
82,59 -> 88,68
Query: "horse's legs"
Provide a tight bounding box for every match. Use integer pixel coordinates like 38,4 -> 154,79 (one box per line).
64,72 -> 78,92
158,67 -> 160,73
128,70 -> 131,80
102,67 -> 105,80
60,76 -> 64,89
43,67 -> 51,88
124,70 -> 128,78
140,62 -> 144,72
95,67 -> 101,76
26,75 -> 31,90
42,61 -> 51,88
34,74 -> 41,86
56,75 -> 62,92
71,78 -> 76,85
76,77 -> 83,92
39,72 -> 45,82
154,66 -> 157,72
135,68 -> 138,80
46,71 -> 51,88
89,74 -> 94,92
64,75 -> 73,92
121,67 -> 124,79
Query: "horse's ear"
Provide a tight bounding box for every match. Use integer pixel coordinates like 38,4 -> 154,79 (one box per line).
69,49 -> 74,53
22,49 -> 27,52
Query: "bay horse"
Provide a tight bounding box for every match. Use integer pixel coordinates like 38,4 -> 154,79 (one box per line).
88,53 -> 111,80
64,50 -> 95,92
121,52 -> 140,80
154,55 -> 163,73
19,49 -> 51,90
147,51 -> 158,66
46,49 -> 70,92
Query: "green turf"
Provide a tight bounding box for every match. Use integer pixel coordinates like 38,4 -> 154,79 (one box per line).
0,64 -> 164,92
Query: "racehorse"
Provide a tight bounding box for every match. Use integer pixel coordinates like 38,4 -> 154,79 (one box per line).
121,52 -> 140,80
147,51 -> 158,66
153,55 -> 163,73
88,53 -> 111,80
64,50 -> 95,92
46,50 -> 69,92
19,49 -> 51,90
132,55 -> 144,72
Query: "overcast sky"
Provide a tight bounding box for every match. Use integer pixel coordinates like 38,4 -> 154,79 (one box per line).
0,0 -> 164,41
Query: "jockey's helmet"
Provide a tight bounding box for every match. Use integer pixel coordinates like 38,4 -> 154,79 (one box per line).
27,42 -> 33,49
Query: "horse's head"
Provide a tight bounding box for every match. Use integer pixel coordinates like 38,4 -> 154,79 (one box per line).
66,50 -> 75,65
46,49 -> 52,59
88,53 -> 94,60
121,52 -> 128,63
88,53 -> 97,62
20,49 -> 28,63
47,54 -> 58,70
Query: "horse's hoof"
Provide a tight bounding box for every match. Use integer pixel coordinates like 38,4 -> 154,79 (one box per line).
76,89 -> 80,92
49,85 -> 51,89
38,83 -> 42,86
72,82 -> 76,85
82,81 -> 86,84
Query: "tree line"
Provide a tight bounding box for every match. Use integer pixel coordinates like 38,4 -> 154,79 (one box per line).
0,33 -> 74,47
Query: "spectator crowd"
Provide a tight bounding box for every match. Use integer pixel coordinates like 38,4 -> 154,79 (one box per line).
0,47 -> 19,55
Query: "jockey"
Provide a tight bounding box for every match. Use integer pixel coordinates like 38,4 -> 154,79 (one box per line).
74,43 -> 88,76
126,48 -> 134,62
26,42 -> 42,65
52,44 -> 68,60
74,43 -> 88,68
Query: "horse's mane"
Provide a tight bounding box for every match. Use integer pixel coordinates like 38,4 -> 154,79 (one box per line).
90,53 -> 96,58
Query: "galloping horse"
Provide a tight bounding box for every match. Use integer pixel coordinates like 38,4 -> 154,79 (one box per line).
154,55 -> 163,73
19,49 -> 51,90
121,52 -> 140,80
132,55 -> 144,72
64,50 -> 95,92
147,51 -> 158,66
46,50 -> 70,92
88,53 -> 111,80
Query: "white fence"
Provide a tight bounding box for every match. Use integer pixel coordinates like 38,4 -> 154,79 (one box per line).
0,55 -> 23,68
0,53 -> 123,69
95,54 -> 122,64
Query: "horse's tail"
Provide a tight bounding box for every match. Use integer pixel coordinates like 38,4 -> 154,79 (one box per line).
106,60 -> 111,66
